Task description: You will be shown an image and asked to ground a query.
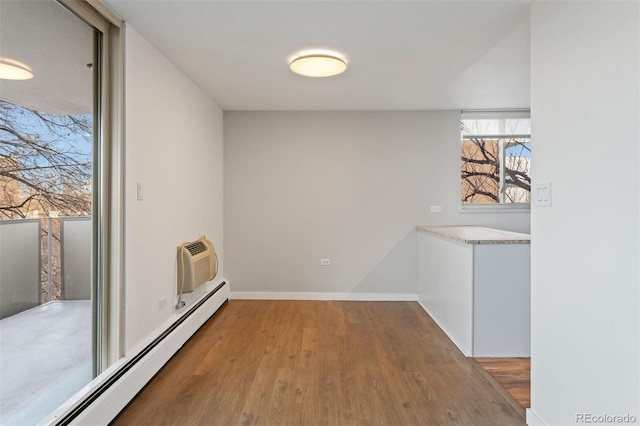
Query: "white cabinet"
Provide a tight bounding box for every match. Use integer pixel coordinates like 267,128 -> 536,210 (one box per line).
417,226 -> 531,357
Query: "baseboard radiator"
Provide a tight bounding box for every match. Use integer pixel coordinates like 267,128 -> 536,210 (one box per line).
53,281 -> 229,425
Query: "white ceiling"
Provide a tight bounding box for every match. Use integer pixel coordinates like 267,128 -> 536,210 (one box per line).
105,0 -> 532,111
0,0 -> 94,115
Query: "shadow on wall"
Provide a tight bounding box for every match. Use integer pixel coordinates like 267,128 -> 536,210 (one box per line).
349,229 -> 418,297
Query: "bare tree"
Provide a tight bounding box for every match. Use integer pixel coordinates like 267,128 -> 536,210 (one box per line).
461,138 -> 500,203
461,137 -> 530,204
503,139 -> 531,203
0,100 -> 92,219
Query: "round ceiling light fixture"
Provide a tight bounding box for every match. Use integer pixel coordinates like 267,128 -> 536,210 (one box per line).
289,52 -> 347,78
0,58 -> 33,80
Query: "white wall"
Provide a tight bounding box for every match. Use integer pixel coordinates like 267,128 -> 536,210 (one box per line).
124,26 -> 224,354
529,2 -> 639,425
224,111 -> 529,297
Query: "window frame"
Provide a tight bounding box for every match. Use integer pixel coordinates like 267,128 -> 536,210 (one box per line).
460,110 -> 531,212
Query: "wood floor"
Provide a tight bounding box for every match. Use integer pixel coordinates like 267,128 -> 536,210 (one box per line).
112,300 -> 525,426
474,358 -> 531,410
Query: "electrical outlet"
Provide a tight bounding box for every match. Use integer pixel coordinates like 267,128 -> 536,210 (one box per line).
320,258 -> 331,266
430,205 -> 442,213
159,296 -> 167,310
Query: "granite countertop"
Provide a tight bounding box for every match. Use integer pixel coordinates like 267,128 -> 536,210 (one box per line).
415,225 -> 531,244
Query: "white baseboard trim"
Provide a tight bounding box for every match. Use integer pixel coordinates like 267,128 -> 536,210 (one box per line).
526,408 -> 546,426
230,291 -> 419,301
49,281 -> 230,426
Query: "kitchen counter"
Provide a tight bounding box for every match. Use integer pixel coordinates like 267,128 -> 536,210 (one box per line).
415,225 -> 530,244
416,225 -> 531,357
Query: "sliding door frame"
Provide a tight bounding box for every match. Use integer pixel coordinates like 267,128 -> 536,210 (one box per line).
57,0 -> 124,373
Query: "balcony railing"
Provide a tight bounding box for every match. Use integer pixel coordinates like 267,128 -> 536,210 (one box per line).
0,217 -> 91,319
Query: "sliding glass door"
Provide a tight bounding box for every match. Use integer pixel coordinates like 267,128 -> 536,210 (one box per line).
0,1 -> 121,423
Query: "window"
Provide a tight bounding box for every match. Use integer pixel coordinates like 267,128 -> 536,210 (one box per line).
460,110 -> 531,208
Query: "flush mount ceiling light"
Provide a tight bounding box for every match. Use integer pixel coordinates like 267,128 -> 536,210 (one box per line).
0,57 -> 33,80
289,53 -> 347,78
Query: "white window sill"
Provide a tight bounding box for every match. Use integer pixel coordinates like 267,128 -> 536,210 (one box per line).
460,204 -> 531,213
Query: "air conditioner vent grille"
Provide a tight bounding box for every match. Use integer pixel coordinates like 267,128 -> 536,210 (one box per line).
186,241 -> 207,256
193,257 -> 211,286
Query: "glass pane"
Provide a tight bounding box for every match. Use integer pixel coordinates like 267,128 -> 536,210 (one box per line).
504,138 -> 531,204
0,1 -> 96,424
461,138 -> 500,204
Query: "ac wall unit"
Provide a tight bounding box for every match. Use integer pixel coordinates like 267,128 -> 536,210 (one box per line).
177,236 -> 218,295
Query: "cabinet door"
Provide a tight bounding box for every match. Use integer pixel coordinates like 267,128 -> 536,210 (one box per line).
473,244 -> 531,357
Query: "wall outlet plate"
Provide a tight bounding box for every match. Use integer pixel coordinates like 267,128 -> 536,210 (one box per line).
320,258 -> 331,266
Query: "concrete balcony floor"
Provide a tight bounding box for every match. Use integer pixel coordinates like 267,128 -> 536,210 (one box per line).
0,301 -> 91,425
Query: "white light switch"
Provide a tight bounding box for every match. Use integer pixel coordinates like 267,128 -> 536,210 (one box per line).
535,182 -> 552,207
136,182 -> 144,201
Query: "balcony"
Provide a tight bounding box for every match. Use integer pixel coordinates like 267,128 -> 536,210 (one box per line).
0,217 -> 92,425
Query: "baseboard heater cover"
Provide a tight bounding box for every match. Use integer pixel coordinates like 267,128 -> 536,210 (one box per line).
53,281 -> 229,426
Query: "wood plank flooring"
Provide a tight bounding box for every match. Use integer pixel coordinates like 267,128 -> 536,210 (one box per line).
474,358 -> 531,410
112,300 -> 525,426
